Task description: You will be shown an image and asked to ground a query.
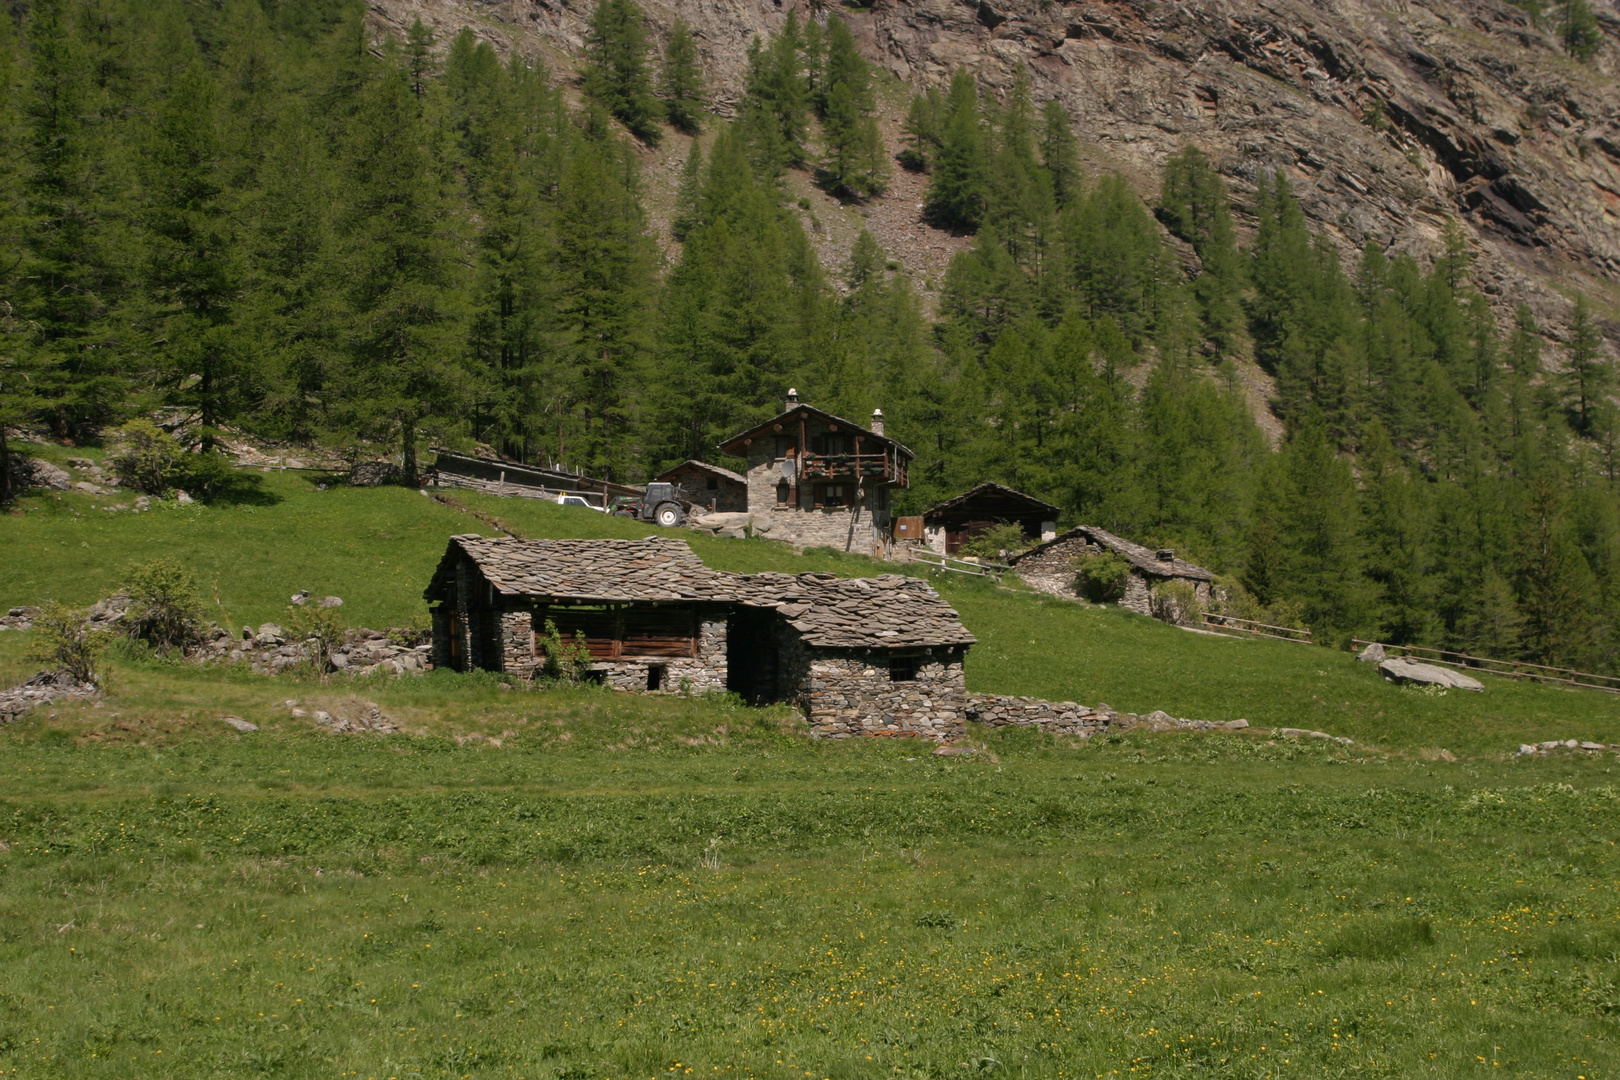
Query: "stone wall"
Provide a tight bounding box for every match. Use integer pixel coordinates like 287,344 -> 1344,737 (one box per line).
743,444 -> 893,551
500,609 -> 534,676
964,694 -> 1106,736
797,643 -> 968,740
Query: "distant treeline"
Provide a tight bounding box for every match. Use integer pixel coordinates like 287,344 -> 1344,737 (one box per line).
1,1 -> 1617,670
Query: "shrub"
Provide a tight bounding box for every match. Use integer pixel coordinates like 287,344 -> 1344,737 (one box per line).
121,559 -> 207,656
286,602 -> 348,683
541,618 -> 594,685
959,522 -> 1030,561
1151,579 -> 1202,626
108,419 -> 233,497
1074,550 -> 1131,602
25,602 -> 108,684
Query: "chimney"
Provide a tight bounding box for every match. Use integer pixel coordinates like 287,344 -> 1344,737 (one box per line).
870,408 -> 885,436
785,387 -> 799,412
1156,549 -> 1174,562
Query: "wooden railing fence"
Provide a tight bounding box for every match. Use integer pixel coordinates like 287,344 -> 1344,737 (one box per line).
1200,613 -> 1313,643
1351,639 -> 1620,695
907,548 -> 1012,579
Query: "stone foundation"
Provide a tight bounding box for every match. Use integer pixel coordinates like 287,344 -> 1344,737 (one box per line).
591,617 -> 728,693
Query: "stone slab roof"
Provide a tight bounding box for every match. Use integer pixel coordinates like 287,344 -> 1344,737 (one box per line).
1008,526 -> 1215,582
654,460 -> 747,486
425,536 -> 722,603
716,403 -> 914,460
426,537 -> 974,648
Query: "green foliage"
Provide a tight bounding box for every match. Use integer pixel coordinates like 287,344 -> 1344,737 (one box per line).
583,0 -> 661,144
659,17 -> 705,134
121,558 -> 206,656
816,15 -> 887,199
23,600 -> 106,683
285,598 -> 347,681
1560,0 -> 1603,59
898,85 -> 943,171
958,521 -> 1028,561
1073,550 -> 1131,602
923,68 -> 986,230
540,617 -> 594,685
1150,577 -> 1202,625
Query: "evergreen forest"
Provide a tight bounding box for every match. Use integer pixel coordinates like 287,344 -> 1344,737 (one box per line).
2,0 -> 1619,672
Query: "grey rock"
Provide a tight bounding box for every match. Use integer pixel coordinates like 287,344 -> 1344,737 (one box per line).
1580,741 -> 1605,750
13,458 -> 73,491
1378,656 -> 1484,692
175,490 -> 193,504
1518,744 -> 1537,755
319,596 -> 343,608
349,460 -> 401,487
290,590 -> 310,605
72,481 -> 105,495
219,716 -> 258,732
255,622 -> 287,645
1356,642 -> 1386,663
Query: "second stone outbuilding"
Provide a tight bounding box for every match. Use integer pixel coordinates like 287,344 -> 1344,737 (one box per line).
1008,526 -> 1215,615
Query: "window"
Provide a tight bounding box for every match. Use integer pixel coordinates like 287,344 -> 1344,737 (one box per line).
706,476 -> 718,490
889,655 -> 923,682
774,435 -> 796,459
815,483 -> 848,508
776,482 -> 791,507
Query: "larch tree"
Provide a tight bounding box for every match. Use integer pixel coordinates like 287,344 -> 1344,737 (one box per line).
583,0 -> 661,144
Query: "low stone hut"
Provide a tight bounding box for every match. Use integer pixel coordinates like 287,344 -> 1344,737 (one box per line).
1008,526 -> 1215,615
424,536 -> 975,739
917,482 -> 1060,555
654,460 -> 748,514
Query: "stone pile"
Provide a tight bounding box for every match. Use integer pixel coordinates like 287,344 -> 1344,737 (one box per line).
0,607 -> 38,631
288,699 -> 401,734
964,696 -> 1257,738
1517,739 -> 1620,756
0,670 -> 100,723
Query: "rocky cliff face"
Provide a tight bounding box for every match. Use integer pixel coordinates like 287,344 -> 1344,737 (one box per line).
367,0 -> 1619,348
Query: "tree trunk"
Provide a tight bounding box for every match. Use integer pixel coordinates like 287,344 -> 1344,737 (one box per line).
402,417 -> 419,488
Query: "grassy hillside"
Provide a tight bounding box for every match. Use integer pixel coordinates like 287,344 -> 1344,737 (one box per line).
5,469 -> 1620,753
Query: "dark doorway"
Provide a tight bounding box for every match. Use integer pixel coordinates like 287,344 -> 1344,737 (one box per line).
647,665 -> 666,691
727,607 -> 780,705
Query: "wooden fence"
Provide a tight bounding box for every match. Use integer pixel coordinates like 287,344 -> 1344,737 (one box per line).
1200,613 -> 1313,643
907,548 -> 1011,579
1351,639 -> 1620,695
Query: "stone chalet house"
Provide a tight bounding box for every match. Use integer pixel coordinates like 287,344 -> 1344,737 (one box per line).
424,536 -> 976,739
715,391 -> 913,552
1008,526 -> 1216,615
653,460 -> 747,514
913,482 -> 1060,555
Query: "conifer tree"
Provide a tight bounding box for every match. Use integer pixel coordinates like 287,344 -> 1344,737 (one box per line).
1359,419 -> 1432,642
659,17 -> 705,135
335,50 -> 470,485
1038,98 -> 1080,209
1560,0 -> 1603,60
1158,145 -> 1244,355
144,60 -> 240,446
924,68 -> 986,230
985,70 -> 1053,274
899,85 -> 943,171
1564,292 -> 1607,435
670,139 -> 703,241
1280,415 -> 1368,639
406,18 -> 437,97
583,0 -> 660,144
739,14 -> 809,174
818,15 -> 887,198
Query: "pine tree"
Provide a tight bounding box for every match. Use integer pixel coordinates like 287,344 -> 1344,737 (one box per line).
660,18 -> 704,135
1038,98 -> 1080,209
406,18 -> 437,98
1565,292 -> 1607,435
144,60 -> 240,446
335,50 -> 471,486
818,15 -> 887,198
739,13 -> 809,175
1158,145 -> 1244,355
985,70 -> 1053,274
899,86 -> 943,172
1280,415 -> 1368,639
583,0 -> 661,145
924,68 -> 986,230
1359,419 -> 1432,642
670,139 -> 703,241
1560,0 -> 1603,60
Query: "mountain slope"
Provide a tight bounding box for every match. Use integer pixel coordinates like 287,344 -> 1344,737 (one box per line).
366,0 -> 1619,350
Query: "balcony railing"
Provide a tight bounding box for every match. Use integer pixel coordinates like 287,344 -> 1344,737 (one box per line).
797,452 -> 906,485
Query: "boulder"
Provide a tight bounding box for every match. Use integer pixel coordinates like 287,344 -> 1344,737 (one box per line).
255,622 -> 288,645
219,716 -> 258,732
1356,641 -> 1386,663
7,456 -> 72,492
349,460 -> 401,487
1378,656 -> 1484,692
319,596 -> 343,608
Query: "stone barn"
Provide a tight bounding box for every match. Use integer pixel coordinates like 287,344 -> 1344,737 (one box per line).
918,482 -> 1060,555
1008,526 -> 1215,615
715,390 -> 913,553
654,460 -> 748,514
424,536 -> 975,739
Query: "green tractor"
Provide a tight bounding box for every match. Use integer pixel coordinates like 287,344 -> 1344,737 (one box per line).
610,482 -> 690,528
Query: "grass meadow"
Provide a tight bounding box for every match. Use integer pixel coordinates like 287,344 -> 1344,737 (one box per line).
2,462 -> 1619,1077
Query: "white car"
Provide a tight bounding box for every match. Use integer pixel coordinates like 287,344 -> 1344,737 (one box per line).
556,493 -> 607,513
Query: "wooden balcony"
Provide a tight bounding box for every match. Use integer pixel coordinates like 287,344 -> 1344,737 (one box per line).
798,452 -> 907,486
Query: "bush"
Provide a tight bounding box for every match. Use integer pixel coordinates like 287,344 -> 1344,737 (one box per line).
1151,579 -> 1202,626
108,419 -> 233,497
1074,550 -> 1131,602
541,619 -> 594,685
25,602 -> 108,684
122,558 -> 207,656
959,522 -> 1030,561
286,602 -> 348,683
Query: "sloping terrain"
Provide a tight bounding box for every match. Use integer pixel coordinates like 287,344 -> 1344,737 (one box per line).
366,0 -> 1620,345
